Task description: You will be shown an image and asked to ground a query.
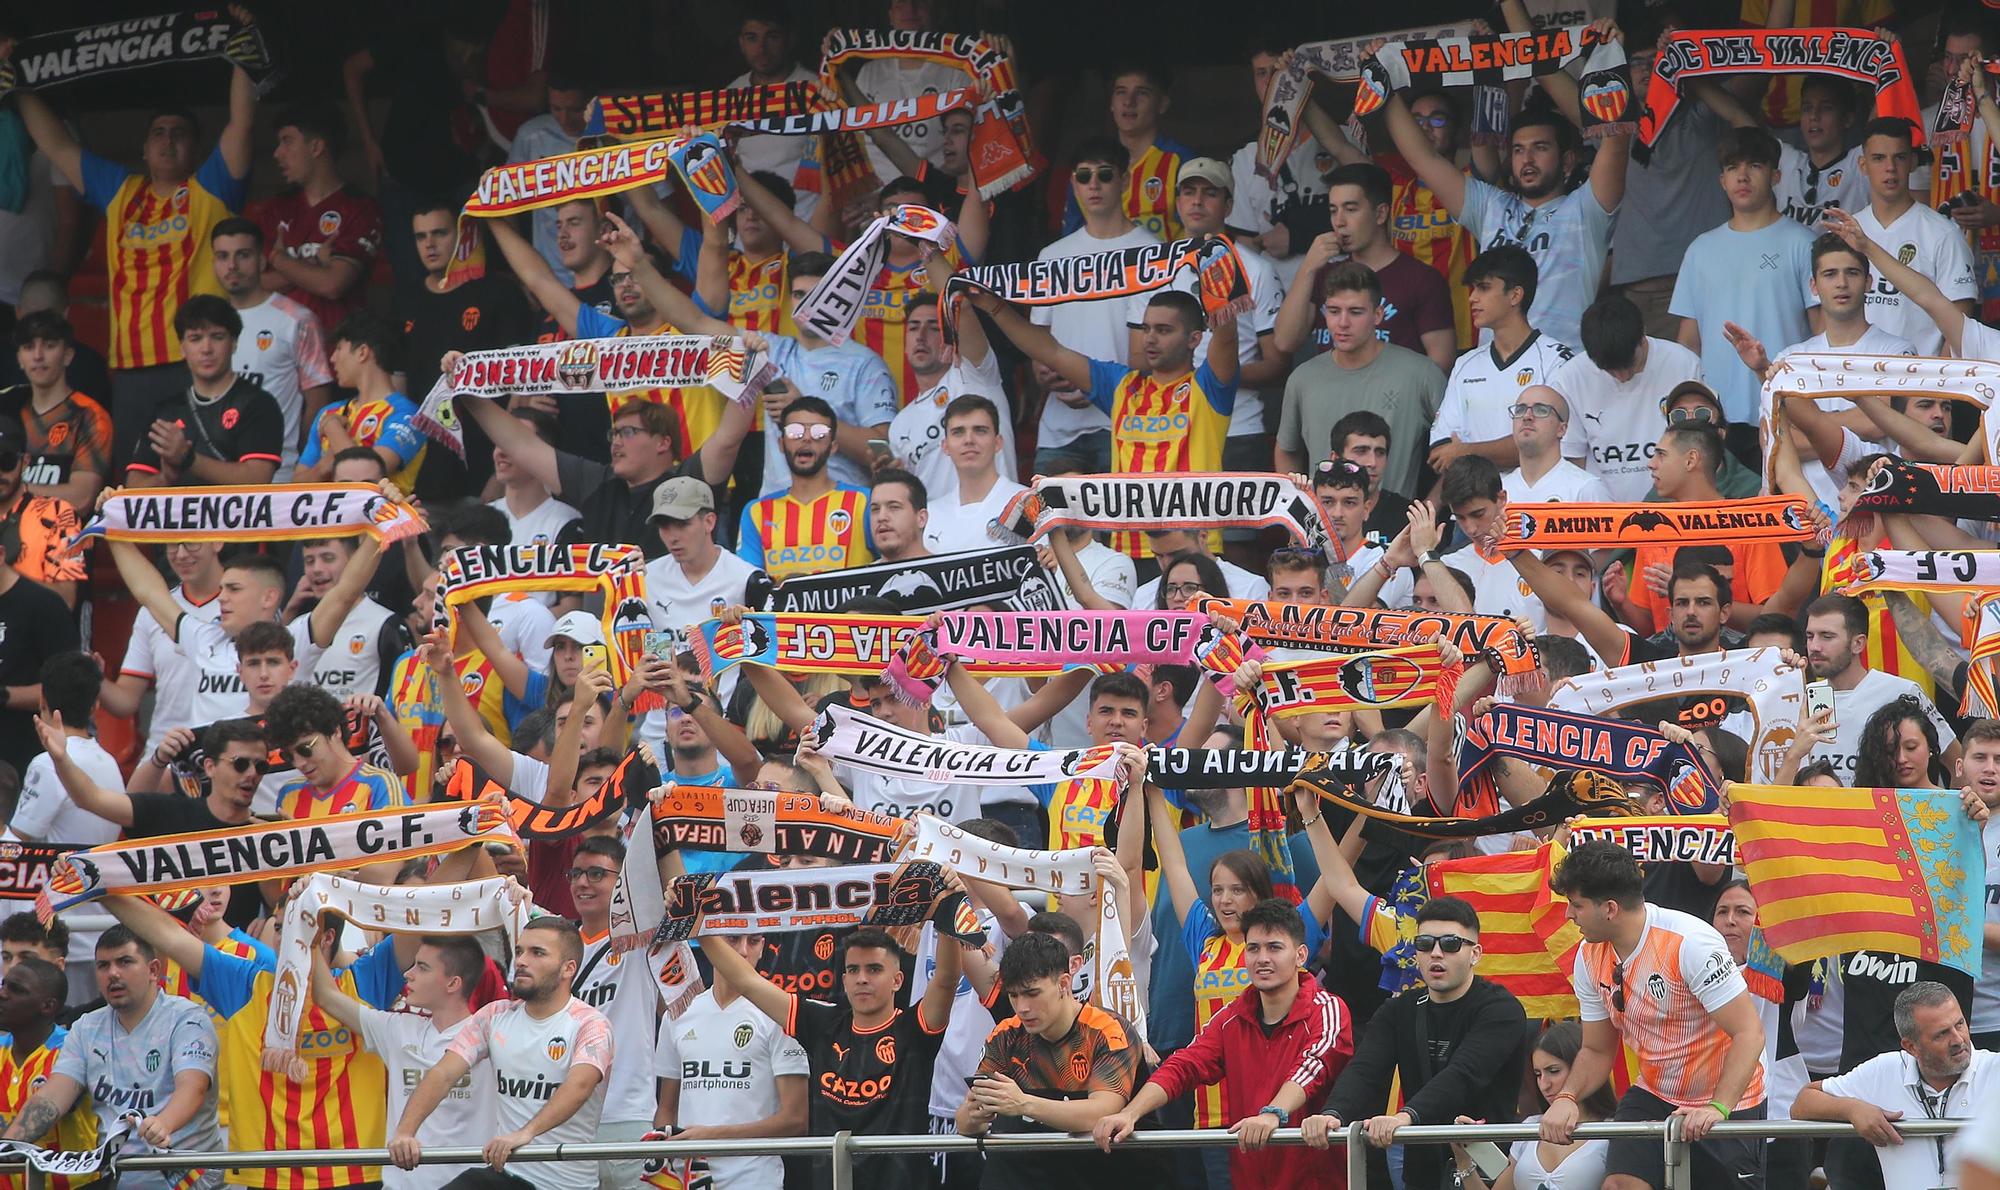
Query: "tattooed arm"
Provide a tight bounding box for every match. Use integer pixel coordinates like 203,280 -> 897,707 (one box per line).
1883,591 -> 1969,700
3,1075 -> 82,1140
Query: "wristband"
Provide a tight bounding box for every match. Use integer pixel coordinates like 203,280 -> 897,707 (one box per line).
1550,1091 -> 1579,1107
1708,1100 -> 1731,1119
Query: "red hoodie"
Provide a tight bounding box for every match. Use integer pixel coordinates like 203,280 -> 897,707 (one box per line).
1148,971 -> 1353,1190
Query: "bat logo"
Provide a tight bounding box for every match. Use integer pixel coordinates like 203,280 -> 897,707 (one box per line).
1514,512 -> 1539,539
681,139 -> 731,197
1780,504 -> 1813,532
711,617 -> 772,661
1852,552 -> 1888,582
1336,655 -> 1426,705
879,571 -> 943,605
612,597 -> 651,634
1618,509 -> 1674,533
1352,61 -> 1392,117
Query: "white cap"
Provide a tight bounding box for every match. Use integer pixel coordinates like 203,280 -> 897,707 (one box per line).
544,610 -> 606,649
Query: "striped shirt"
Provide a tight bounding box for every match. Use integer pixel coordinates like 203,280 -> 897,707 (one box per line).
0,1026 -> 96,1190
1086,357 -> 1236,557
736,485 -> 874,581
1384,156 -> 1476,348
275,760 -> 407,821
81,147 -> 246,370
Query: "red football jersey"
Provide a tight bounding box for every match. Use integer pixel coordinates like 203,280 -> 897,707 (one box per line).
255,187 -> 385,331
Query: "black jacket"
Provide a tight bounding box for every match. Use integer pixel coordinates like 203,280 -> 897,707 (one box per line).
1324,976 -> 1529,1190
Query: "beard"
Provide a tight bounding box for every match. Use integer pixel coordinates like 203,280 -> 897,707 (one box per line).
789,450 -> 830,478
1184,787 -> 1235,820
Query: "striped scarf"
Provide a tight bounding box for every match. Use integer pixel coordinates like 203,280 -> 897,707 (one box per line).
996,472 -> 1338,558
1198,596 -> 1544,692
1497,495 -> 1818,552
71,484 -> 423,556
650,784 -> 908,862
1249,644 -> 1462,718
651,862 -> 984,945
434,543 -> 650,691
686,611 -> 1057,680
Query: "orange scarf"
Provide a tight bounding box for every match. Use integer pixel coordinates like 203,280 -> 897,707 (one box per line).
1498,496 -> 1818,552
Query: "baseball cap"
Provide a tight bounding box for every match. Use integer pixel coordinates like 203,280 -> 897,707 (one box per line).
0,414 -> 24,454
1176,157 -> 1232,194
649,476 -> 716,523
544,610 -> 606,649
1659,380 -> 1726,424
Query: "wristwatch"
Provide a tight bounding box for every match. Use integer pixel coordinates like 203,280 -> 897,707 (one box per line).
678,690 -> 703,716
1423,547 -> 1449,566
1258,1105 -> 1290,1126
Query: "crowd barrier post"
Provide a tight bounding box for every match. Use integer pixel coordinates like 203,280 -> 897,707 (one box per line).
1345,1121 -> 1368,1186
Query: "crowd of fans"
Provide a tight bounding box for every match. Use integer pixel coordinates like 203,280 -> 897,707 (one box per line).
11,1 -> 2000,1189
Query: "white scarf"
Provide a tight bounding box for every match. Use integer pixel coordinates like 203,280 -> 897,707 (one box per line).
1758,352 -> 2000,489
264,874 -> 529,1059
902,814 -> 1148,1041
811,704 -> 1121,790
794,205 -> 956,344
73,484 -> 425,554
608,805 -> 704,1019
1547,646 -> 1804,783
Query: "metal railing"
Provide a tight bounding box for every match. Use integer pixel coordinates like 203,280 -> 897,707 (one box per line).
16,1118 -> 1968,1190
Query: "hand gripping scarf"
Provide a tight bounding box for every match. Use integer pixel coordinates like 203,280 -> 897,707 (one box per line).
1835,546 -> 2000,596
1497,495 -> 1819,552
1547,646 -> 1806,784
1566,814 -> 1737,865
686,611 -> 1057,681
903,814 -> 1147,1039
0,11 -> 281,99
37,800 -> 512,916
996,472 -> 1340,559
412,333 -> 772,456
1287,767 -> 1638,839
1849,461 -> 2000,524
70,484 -> 424,556
1758,352 -> 2000,490
651,861 -> 985,946
0,1124 -> 136,1182
794,205 -> 959,344
1250,644 -> 1463,718
1255,24 -> 1469,175
1351,25 -> 1635,141
1148,745 -> 1398,789
650,783 -> 908,863
1644,29 -> 1921,146
818,29 -> 1037,191
434,543 -> 651,690
445,747 -> 656,839
753,545 -> 1066,614
1456,704 -> 1721,814
439,137 -> 677,286
606,805 -> 706,1020
946,235 -> 1253,332
1195,596 -> 1543,693
930,610 -> 1214,665
264,874 -> 529,1065
810,703 -> 1121,788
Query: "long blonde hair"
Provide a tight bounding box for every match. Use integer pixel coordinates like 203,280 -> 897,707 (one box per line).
746,673 -> 848,750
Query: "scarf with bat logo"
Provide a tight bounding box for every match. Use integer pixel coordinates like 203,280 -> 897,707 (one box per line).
434,543 -> 652,697
686,612 -> 1058,681
651,861 -> 984,946
1351,25 -> 1635,140
753,545 -> 1066,614
1497,495 -> 1819,552
1249,645 -> 1462,718
1832,547 -> 2000,718
1456,704 -> 1721,814
810,704 -> 1122,789
818,28 -> 1037,194
1643,29 -> 1921,147
444,748 -> 658,840
1195,596 -> 1543,692
650,784 -> 908,862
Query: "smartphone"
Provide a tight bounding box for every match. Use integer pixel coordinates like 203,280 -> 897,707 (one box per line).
1805,679 -> 1836,727
581,643 -> 609,672
1463,1141 -> 1509,1180
643,630 -> 677,662
867,438 -> 894,464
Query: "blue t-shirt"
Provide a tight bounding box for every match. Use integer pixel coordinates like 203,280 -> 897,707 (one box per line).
298,392 -> 428,469
1668,216 -> 1817,421
1459,175 -> 1617,350
670,763 -> 744,875
196,938 -> 402,1018
80,144 -> 246,213
760,334 -> 899,493
575,304 -> 628,340
1147,823 -> 1324,1050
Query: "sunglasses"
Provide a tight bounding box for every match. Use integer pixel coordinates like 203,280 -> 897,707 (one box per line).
437,735 -> 459,751
216,756 -> 261,774
1315,459 -> 1364,479
782,423 -> 833,441
1073,166 -> 1119,186
1667,405 -> 1716,424
285,735 -> 324,762
566,866 -> 618,883
1508,402 -> 1563,421
1412,112 -> 1451,129
1412,934 -> 1472,954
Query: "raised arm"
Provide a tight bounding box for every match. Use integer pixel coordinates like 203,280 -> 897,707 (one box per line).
625,184 -> 693,265
341,49 -> 384,185
1381,90 -> 1469,217
101,893 -> 209,978
10,89 -> 83,192
737,165 -> 829,256
219,61 -> 257,182
700,925 -> 796,1024
962,288 -> 1094,392
1822,207 -> 1969,352
105,532 -> 190,640
694,211 -> 732,316
30,714 -> 136,828
1507,549 -> 1629,664
489,218 -> 582,336
458,394 -> 564,494
600,213 -> 738,338
306,530 -> 385,648
1294,783 -> 1368,928
1145,782 -> 1200,924
419,629 -> 518,788
917,920 -> 963,1028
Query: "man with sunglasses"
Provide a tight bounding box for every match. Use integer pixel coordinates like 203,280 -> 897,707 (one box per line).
264,683 -> 403,821
1543,841 -> 1767,1190
1500,386 -> 1610,503
0,412 -> 85,608
738,397 -> 875,582
1303,897 -> 1528,1189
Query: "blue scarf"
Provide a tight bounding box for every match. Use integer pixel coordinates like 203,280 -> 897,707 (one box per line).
1456,703 -> 1720,814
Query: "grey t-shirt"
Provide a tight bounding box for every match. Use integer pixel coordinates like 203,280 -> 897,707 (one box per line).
1277,343 -> 1444,499
1611,104 -> 1729,286
53,992 -> 221,1155
1459,177 -> 1617,349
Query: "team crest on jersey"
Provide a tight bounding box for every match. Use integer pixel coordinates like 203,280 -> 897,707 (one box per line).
461,669 -> 486,697
829,509 -> 852,535
820,370 -> 840,392
1069,1050 -> 1090,1082
254,329 -> 275,351
607,949 -> 622,967
46,422 -> 67,448
548,1037 -> 568,1061
318,210 -> 343,237
1143,175 -> 1163,201
1899,243 -> 1918,266
875,1036 -> 896,1064
462,306 -> 482,332
221,408 -> 240,429
814,934 -> 836,961
1171,380 -> 1191,407
1826,168 -> 1843,188
347,633 -> 368,656
173,186 -> 190,208
146,1049 -> 160,1073
358,412 -> 382,437
1515,368 -> 1533,385
734,1023 -> 754,1049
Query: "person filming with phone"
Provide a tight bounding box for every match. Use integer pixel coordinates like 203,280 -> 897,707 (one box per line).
1797,593 -> 1959,782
